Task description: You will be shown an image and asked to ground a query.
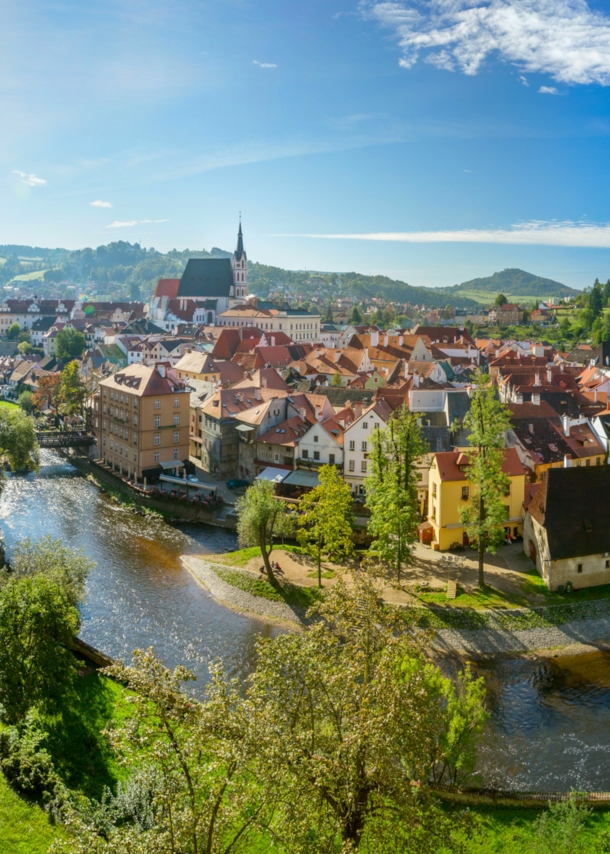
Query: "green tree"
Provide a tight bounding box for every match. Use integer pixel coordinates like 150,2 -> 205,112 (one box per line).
349,304 -> 364,324
17,389 -> 34,413
531,794 -> 590,854
58,360 -> 86,417
331,370 -> 343,386
297,464 -> 354,587
6,322 -> 21,340
322,303 -> 334,323
235,480 -> 293,584
55,649 -> 274,854
365,409 -> 428,581
55,327 -> 86,360
0,575 -> 79,723
0,407 -> 39,473
494,293 -> 508,306
10,535 -> 93,609
17,340 -> 33,355
247,570 -> 479,852
459,370 -> 511,588
589,279 -> 604,319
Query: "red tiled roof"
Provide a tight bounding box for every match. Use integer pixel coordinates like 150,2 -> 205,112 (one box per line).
434,448 -> 525,481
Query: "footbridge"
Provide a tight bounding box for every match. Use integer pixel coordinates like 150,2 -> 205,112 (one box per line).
36,431 -> 95,449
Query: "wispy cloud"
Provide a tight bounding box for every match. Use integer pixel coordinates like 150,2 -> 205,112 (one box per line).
13,170 -> 46,187
366,0 -> 610,85
519,75 -> 529,86
275,220 -> 610,247
90,200 -> 113,208
253,60 -> 277,69
106,219 -> 169,228
539,85 -> 559,94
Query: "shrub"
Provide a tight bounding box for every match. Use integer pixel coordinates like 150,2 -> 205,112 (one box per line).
0,715 -> 63,806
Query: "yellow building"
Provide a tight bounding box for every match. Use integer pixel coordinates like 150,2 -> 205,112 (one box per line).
93,364 -> 190,482
173,350 -> 220,383
427,449 -> 526,551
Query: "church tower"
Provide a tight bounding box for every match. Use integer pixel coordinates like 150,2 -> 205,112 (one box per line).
232,219 -> 248,302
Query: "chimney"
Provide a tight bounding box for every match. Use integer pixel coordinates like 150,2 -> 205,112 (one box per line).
316,409 -> 324,422
546,368 -> 552,383
564,454 -> 572,468
562,413 -> 570,437
157,364 -> 166,377
534,372 -> 541,386
299,407 -> 306,421
262,376 -> 268,389
413,374 -> 420,388
398,335 -> 404,346
532,392 -> 540,406
254,388 -> 261,400
370,331 -> 379,347
383,333 -> 389,347
354,401 -> 363,419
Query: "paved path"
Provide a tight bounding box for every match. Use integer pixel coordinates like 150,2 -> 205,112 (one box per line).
182,556 -> 306,626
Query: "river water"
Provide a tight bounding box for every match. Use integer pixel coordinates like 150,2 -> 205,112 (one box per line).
3,450 -> 610,791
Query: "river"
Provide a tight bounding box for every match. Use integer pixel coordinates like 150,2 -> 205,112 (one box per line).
2,450 -> 610,791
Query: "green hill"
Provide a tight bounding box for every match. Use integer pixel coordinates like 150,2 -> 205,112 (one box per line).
440,268 -> 580,305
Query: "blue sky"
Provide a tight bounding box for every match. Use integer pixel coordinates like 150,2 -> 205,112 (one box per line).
2,0 -> 610,289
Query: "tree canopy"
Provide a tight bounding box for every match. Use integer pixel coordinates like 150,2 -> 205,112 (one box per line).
0,407 -> 39,473
55,328 -> 86,361
235,480 -> 293,584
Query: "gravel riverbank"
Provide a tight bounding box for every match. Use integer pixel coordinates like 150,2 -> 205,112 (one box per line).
183,556 -> 610,654
182,556 -> 307,626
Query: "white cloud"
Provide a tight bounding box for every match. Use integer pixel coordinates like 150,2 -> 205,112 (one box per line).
539,85 -> 559,94
106,219 -> 168,228
367,0 -> 610,85
13,170 -> 46,186
90,200 -> 113,208
253,60 -> 278,69
519,75 -> 529,86
463,168 -> 473,172
275,220 -> 610,248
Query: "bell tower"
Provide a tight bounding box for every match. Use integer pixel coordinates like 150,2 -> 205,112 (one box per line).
232,218 -> 248,302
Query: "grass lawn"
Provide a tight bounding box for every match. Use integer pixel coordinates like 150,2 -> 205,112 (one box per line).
213,565 -> 323,609
415,584 -> 529,610
0,401 -> 18,410
0,774 -> 64,854
216,544 -> 305,567
464,804 -> 610,853
12,270 -> 47,282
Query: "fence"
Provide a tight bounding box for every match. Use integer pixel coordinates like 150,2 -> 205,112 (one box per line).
431,782 -> 610,808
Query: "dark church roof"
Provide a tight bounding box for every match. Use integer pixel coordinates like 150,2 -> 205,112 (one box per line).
235,222 -> 246,263
178,258 -> 234,299
529,466 -> 610,561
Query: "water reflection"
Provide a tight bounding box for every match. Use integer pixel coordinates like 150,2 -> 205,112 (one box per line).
0,451 -> 283,690
467,652 -> 610,791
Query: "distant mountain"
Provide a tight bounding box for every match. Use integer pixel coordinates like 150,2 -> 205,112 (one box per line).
441,268 -> 580,303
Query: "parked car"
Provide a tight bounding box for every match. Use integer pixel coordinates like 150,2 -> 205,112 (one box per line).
226,478 -> 249,489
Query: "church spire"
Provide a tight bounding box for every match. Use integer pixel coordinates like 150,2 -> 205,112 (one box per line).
234,217 -> 246,263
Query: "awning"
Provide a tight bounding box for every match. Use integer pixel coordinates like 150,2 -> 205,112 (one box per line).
282,469 -> 320,488
235,424 -> 255,432
159,459 -> 183,470
256,467 -> 290,484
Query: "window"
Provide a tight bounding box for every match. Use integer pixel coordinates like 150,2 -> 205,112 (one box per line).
606,560 -> 610,569
302,449 -> 309,459
124,429 -> 129,441
154,416 -> 160,427
154,434 -> 160,446
360,460 -> 367,473
174,397 -> 179,408
361,441 -> 367,452
313,450 -> 320,461
461,486 -> 469,500
577,564 -> 583,573
329,454 -> 335,465
173,448 -> 179,459
362,422 -> 368,430
313,434 -> 319,443
349,440 -> 355,451
133,414 -> 138,426
432,483 -> 437,497
348,460 -> 355,472
173,414 -> 179,426
154,399 -> 161,409
154,451 -> 160,463
133,432 -> 138,444
133,451 -> 137,462
134,398 -> 138,409
173,431 -> 179,444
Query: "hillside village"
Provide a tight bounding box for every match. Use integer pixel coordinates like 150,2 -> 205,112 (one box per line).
2,224 -> 610,594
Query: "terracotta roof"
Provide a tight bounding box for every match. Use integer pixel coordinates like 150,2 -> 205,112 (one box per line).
258,415 -> 310,446
99,364 -> 185,397
434,448 -> 525,481
154,278 -> 181,299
